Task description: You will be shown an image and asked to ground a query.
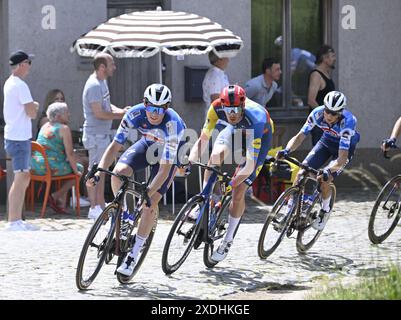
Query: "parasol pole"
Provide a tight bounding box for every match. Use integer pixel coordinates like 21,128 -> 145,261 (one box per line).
157,6 -> 163,84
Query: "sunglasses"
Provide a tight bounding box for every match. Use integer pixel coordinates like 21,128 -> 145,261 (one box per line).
146,105 -> 167,115
324,108 -> 341,117
223,106 -> 243,114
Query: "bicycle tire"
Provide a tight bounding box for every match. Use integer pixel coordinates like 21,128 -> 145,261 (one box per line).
258,187 -> 299,259
76,204 -> 119,290
296,184 -> 336,253
203,196 -> 233,268
116,219 -> 157,284
161,196 -> 204,275
368,175 -> 401,244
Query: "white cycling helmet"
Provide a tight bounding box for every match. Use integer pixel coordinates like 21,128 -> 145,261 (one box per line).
144,83 -> 172,106
324,91 -> 347,112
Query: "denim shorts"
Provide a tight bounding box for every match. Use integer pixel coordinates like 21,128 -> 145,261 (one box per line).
4,139 -> 31,173
82,133 -> 111,166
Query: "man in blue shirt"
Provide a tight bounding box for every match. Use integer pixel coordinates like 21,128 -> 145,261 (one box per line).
92,83 -> 186,276
277,91 -> 360,231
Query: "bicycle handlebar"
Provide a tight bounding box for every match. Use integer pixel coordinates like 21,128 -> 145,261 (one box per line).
191,162 -> 232,182
278,155 -> 320,176
85,163 -> 151,206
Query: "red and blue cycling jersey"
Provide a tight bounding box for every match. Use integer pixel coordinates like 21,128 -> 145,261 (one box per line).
301,106 -> 359,151
114,104 -> 186,163
203,98 -> 273,162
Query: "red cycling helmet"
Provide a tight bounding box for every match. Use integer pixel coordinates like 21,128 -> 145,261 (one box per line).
220,85 -> 246,108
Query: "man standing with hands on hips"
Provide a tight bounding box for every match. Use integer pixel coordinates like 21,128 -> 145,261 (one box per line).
3,50 -> 39,231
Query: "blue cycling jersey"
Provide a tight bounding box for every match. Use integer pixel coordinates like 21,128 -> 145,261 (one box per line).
114,104 -> 186,162
301,106 -> 359,150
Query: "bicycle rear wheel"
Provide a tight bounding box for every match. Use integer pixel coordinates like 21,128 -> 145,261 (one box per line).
203,196 -> 233,268
76,204 -> 118,290
258,187 -> 299,259
161,196 -> 204,275
368,175 -> 401,244
296,184 -> 336,254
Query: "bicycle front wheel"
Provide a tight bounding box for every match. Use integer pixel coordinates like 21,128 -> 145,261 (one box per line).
162,196 -> 204,275
116,220 -> 157,284
296,184 -> 336,254
368,175 -> 401,244
258,187 -> 299,259
76,204 -> 118,290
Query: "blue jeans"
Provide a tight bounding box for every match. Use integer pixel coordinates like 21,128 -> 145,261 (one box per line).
4,139 -> 31,173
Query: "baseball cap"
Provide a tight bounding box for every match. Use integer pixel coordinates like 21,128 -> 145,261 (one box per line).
9,50 -> 35,66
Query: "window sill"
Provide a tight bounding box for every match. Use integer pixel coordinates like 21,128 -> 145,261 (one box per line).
269,107 -> 309,124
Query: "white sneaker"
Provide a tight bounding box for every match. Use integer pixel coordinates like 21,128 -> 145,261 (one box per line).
4,220 -> 27,231
88,206 -> 103,220
116,254 -> 137,276
19,220 -> 40,231
312,209 -> 331,231
211,240 -> 233,262
70,197 -> 91,207
187,205 -> 200,220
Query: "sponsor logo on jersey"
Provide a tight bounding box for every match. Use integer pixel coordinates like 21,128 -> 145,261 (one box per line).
316,110 -> 323,119
115,133 -> 125,142
252,138 -> 262,149
166,121 -> 175,135
128,111 -> 141,121
120,119 -> 128,129
255,165 -> 263,177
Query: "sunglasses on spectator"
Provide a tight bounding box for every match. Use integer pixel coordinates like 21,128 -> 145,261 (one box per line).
146,105 -> 167,115
324,108 -> 342,116
223,106 -> 243,114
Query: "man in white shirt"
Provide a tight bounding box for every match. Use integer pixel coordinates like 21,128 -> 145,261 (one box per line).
202,51 -> 229,116
3,50 -> 40,231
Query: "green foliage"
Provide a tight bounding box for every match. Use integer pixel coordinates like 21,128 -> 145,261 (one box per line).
311,265 -> 401,300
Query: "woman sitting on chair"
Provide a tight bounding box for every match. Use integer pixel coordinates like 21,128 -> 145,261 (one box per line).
31,102 -> 83,213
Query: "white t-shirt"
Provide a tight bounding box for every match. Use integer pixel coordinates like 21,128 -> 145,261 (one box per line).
202,66 -> 229,115
3,75 -> 34,140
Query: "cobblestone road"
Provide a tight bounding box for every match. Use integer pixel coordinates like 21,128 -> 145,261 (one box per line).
1,189 -> 401,300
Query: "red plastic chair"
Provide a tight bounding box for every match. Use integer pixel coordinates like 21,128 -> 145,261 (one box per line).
28,141 -> 80,217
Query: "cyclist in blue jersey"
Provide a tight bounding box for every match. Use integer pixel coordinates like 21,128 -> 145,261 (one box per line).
188,85 -> 273,262
277,91 -> 360,230
90,83 -> 186,276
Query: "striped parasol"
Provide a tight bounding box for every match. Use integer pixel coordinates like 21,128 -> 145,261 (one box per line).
71,7 -> 243,59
